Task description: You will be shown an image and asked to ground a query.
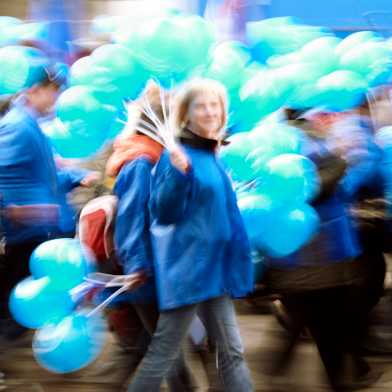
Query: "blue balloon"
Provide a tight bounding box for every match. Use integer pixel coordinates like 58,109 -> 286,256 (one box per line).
9,276 -> 74,329
259,204 -> 320,257
30,239 -> 95,291
248,124 -> 304,178
91,44 -> 148,99
0,17 -> 22,46
237,193 -> 273,248
316,70 -> 368,111
0,46 -> 49,94
259,154 -> 319,205
219,132 -> 255,182
56,86 -> 116,130
43,116 -> 113,159
33,311 -> 107,373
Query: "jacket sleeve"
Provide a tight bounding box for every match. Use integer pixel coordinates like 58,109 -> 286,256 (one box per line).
330,120 -> 381,201
150,152 -> 195,224
339,143 -> 381,201
56,168 -> 89,193
114,159 -> 154,276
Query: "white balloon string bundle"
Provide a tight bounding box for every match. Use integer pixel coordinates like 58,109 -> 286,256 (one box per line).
138,85 -> 177,152
71,272 -> 143,318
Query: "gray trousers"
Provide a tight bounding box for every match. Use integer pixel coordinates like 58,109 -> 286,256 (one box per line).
128,295 -> 254,392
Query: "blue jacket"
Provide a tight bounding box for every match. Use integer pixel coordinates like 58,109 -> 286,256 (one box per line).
0,103 -> 61,244
112,158 -> 156,303
57,168 -> 88,235
0,103 -> 86,243
107,133 -> 164,304
149,141 -> 253,311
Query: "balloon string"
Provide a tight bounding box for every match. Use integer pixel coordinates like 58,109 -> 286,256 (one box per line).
86,282 -> 133,318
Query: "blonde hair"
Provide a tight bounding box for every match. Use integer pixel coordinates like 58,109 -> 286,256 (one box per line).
173,78 -> 228,136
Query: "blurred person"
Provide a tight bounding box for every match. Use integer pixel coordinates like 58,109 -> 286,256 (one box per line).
102,84 -> 195,391
127,78 -> 254,392
264,106 -> 382,391
0,63 -> 97,341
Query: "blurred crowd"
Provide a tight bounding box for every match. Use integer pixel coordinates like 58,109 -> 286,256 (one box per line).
1,10 -> 392,392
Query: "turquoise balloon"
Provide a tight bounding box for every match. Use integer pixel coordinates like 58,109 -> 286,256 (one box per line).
316,70 -> 368,111
56,86 -> 116,131
247,124 -> 304,178
0,46 -> 30,94
237,193 -> 273,248
30,239 -> 95,291
287,81 -> 323,110
70,56 -> 116,89
0,17 -> 22,46
9,276 -> 74,329
0,46 -> 49,94
204,41 -> 250,92
91,44 -> 148,99
246,18 -> 325,62
340,41 -> 392,86
234,70 -> 287,131
259,154 -> 319,205
227,62 -> 266,129
266,52 -> 301,68
116,15 -> 214,84
336,31 -> 382,57
271,62 -> 327,109
33,311 -> 107,373
219,132 -> 255,182
44,117 -> 112,159
259,204 -> 320,257
249,124 -> 304,153
300,36 -> 341,74
15,22 -> 49,42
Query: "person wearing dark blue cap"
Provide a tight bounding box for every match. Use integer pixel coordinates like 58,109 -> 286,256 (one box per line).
0,59 -> 93,341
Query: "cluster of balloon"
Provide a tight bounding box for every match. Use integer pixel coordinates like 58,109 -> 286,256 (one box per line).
221,123 -> 320,260
207,24 -> 369,131
203,19 -> 391,132
9,239 -> 107,373
114,13 -> 215,87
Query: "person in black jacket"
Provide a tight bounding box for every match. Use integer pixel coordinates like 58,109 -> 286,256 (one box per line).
265,107 -> 381,391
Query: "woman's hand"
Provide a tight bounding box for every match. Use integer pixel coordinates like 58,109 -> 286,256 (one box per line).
169,147 -> 190,174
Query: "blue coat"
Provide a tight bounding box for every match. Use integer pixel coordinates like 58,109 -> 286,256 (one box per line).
112,158 -> 156,303
0,103 -> 60,244
0,103 -> 86,243
149,145 -> 253,311
57,168 -> 88,235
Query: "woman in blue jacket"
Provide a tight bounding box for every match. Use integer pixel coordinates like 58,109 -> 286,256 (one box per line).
128,79 -> 254,392
105,85 -> 194,391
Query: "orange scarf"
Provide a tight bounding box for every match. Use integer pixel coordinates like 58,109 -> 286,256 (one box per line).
106,134 -> 163,178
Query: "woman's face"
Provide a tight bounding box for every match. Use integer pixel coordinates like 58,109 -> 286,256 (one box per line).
187,91 -> 223,139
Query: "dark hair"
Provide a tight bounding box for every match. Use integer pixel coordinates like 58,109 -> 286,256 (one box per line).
0,96 -> 14,116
